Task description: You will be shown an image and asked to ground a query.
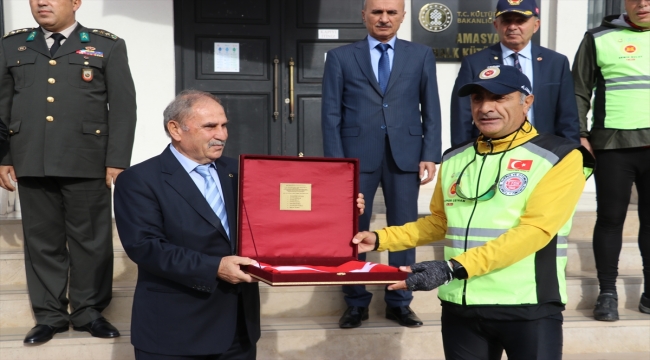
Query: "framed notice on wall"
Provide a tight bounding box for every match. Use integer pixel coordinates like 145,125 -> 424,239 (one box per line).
411,0 -> 541,62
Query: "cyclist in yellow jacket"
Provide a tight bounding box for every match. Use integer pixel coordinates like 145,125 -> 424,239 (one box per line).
353,65 -> 594,359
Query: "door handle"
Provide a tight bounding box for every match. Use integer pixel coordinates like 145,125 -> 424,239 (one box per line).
289,57 -> 295,122
273,56 -> 279,120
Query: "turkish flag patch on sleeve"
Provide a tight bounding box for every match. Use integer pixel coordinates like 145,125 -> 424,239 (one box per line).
507,159 -> 533,171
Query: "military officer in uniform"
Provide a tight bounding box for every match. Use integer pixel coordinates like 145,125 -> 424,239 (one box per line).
0,0 -> 137,344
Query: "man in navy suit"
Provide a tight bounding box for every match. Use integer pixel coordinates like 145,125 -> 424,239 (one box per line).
114,90 -> 260,359
0,119 -> 6,145
322,0 -> 442,329
450,0 -> 580,146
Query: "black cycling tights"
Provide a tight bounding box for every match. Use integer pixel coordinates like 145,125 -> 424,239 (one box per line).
593,147 -> 650,295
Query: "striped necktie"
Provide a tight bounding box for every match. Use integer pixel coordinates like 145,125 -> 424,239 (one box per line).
511,52 -> 523,72
195,164 -> 230,238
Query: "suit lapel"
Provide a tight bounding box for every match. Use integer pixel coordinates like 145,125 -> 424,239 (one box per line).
215,158 -> 237,251
531,43 -> 542,98
54,23 -> 84,59
353,39 -> 382,96
161,148 -> 231,243
490,43 -> 502,66
384,39 -> 407,95
25,29 -> 50,58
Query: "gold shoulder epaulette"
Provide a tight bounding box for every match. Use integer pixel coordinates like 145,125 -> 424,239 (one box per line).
3,28 -> 35,39
90,29 -> 119,40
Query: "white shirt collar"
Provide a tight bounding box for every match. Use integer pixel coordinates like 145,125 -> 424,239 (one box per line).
169,143 -> 212,174
500,41 -> 532,60
42,21 -> 78,39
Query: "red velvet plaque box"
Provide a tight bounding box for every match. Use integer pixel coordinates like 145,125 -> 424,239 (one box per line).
237,155 -> 407,286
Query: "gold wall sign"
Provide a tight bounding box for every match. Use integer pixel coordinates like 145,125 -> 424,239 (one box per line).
411,0 -> 540,62
419,3 -> 453,33
280,183 -> 312,211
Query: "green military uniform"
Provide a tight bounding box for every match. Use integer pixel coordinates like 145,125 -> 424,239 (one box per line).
0,24 -> 136,327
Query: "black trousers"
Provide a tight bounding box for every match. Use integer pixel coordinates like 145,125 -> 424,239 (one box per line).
18,177 -> 113,327
592,147 -> 650,295
441,309 -> 563,360
135,338 -> 255,360
134,298 -> 256,360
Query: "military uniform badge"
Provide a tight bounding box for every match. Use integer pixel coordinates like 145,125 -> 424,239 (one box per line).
82,68 -> 94,82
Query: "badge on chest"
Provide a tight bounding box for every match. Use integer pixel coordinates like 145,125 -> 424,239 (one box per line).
82,68 -> 94,82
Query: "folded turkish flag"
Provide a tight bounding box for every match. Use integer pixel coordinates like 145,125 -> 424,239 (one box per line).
256,261 -> 401,274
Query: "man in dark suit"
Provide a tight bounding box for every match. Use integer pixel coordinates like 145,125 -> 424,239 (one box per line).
450,0 -> 579,146
0,0 -> 136,344
114,90 -> 260,359
0,118 -> 7,144
322,0 -> 442,329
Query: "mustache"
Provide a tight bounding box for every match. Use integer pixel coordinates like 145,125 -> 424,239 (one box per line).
208,139 -> 226,147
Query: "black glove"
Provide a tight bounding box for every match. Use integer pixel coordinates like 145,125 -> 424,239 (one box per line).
405,260 -> 454,291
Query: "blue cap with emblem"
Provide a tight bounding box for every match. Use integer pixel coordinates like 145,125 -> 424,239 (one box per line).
458,65 -> 532,97
496,0 -> 540,18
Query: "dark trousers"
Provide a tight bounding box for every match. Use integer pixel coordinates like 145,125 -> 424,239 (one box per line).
343,139 -> 419,308
134,302 -> 256,360
593,147 -> 650,295
441,309 -> 563,360
18,177 -> 113,327
135,337 -> 255,360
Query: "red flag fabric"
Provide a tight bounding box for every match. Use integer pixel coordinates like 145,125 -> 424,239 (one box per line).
256,261 -> 401,274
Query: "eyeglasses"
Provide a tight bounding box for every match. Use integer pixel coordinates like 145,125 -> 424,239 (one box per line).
455,151 -> 506,202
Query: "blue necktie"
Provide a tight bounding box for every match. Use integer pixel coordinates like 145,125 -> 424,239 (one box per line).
195,164 -> 230,238
511,52 -> 522,72
377,43 -> 391,93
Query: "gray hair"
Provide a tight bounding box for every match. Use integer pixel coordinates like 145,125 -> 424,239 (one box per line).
520,92 -> 527,104
163,90 -> 222,136
363,0 -> 405,10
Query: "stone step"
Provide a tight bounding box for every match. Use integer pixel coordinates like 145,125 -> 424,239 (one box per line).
260,272 -> 645,319
0,283 -> 135,328
0,310 -> 648,359
0,235 -> 642,288
0,220 -> 124,251
568,210 -> 639,239
565,236 -> 641,273
1,272 -> 644,328
0,249 -> 137,286
0,208 -> 640,252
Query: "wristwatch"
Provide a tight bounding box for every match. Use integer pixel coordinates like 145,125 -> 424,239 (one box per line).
448,259 -> 468,280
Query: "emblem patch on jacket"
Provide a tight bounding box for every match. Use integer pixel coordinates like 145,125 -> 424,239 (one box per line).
82,68 -> 94,82
498,173 -> 528,196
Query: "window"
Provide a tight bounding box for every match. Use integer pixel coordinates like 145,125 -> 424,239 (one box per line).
588,0 -> 626,29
